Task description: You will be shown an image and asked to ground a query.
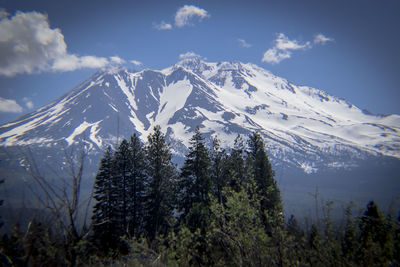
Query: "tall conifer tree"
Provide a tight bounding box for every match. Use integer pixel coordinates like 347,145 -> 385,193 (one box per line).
210,137 -> 226,204
144,126 -> 176,240
179,127 -> 211,214
247,132 -> 283,230
228,134 -> 247,192
179,127 -> 211,232
113,139 -> 132,235
92,146 -> 121,253
127,134 -> 147,238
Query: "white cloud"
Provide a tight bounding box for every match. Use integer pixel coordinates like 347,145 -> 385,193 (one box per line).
0,10 -> 115,76
22,97 -> 34,109
0,97 -> 23,113
154,21 -> 172,31
237,38 -> 252,48
275,33 -> 311,51
110,56 -> 125,65
130,60 -> 142,66
262,48 -> 291,64
314,33 -> 334,45
262,33 -> 332,64
179,51 -> 201,60
52,55 -> 109,71
174,5 -> 209,28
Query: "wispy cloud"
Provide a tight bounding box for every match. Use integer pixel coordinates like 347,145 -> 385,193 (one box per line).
0,10 -> 121,76
154,5 -> 209,31
130,60 -> 142,66
274,33 -> 311,51
179,51 -> 202,60
22,97 -> 34,109
154,21 -> 172,31
262,33 -> 333,64
237,38 -> 252,48
0,97 -> 23,113
110,56 -> 125,65
314,33 -> 334,45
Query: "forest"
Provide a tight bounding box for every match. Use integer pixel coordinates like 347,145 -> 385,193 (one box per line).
0,126 -> 399,266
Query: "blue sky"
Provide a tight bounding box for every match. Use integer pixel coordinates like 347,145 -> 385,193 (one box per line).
0,0 -> 399,124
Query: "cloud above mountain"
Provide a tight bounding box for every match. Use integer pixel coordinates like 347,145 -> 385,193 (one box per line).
0,97 -> 23,113
237,39 -> 252,48
153,21 -> 172,31
175,5 -> 210,28
262,33 -> 333,64
155,5 -> 209,31
0,10 -> 121,76
179,51 -> 202,60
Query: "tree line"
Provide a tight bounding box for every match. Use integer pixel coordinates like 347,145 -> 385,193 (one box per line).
0,126 -> 399,266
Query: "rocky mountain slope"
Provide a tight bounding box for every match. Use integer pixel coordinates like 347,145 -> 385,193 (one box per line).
1,58 -> 399,173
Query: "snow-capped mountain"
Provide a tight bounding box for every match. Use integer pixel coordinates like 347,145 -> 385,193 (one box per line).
1,58 -> 399,173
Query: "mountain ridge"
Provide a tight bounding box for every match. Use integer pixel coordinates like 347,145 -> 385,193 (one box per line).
1,58 -> 399,173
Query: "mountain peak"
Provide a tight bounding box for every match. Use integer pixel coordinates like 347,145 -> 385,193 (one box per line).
1,59 -> 399,173
174,57 -> 213,74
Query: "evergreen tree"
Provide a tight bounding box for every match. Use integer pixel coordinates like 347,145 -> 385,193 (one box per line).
126,134 -> 147,238
92,146 -> 121,254
357,201 -> 389,265
342,202 -> 357,263
287,215 -> 304,242
178,127 -> 211,232
113,139 -> 132,236
307,224 -> 323,266
227,134 -> 247,192
210,136 -> 227,204
247,132 -> 283,231
394,215 -> 400,265
144,126 -> 176,240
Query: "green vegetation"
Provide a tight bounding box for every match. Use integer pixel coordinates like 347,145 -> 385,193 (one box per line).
1,126 -> 399,266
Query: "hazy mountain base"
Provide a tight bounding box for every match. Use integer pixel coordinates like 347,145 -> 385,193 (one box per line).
279,156 -> 400,221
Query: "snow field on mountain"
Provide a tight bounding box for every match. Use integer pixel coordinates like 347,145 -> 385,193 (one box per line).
0,59 -> 399,170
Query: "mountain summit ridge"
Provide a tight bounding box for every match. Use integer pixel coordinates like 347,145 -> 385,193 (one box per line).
0,59 -> 399,173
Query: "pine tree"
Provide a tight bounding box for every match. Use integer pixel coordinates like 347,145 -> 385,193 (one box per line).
113,139 -> 132,236
342,202 -> 357,263
247,132 -> 283,231
178,126 -> 211,232
92,146 -> 121,253
144,126 -> 176,240
127,134 -> 147,238
210,136 -> 226,204
227,134 -> 247,192
357,201 -> 389,265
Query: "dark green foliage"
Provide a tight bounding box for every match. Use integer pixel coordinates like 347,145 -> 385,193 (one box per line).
247,132 -> 283,233
127,134 -> 147,238
92,146 -> 122,254
395,215 -> 400,264
227,135 -> 247,192
113,139 -> 132,236
210,137 -> 227,204
178,127 -> 211,223
144,126 -> 176,240
3,127 -> 399,266
342,202 -> 357,262
92,135 -> 149,255
357,201 -> 392,265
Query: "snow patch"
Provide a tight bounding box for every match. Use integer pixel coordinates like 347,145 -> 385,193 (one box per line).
65,120 -> 103,147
